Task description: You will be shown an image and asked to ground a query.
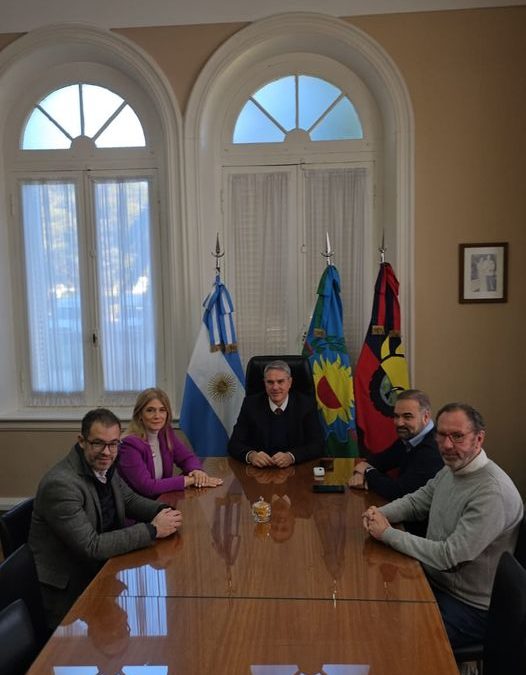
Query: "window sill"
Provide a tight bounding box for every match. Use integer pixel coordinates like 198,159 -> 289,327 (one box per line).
0,408 -> 132,431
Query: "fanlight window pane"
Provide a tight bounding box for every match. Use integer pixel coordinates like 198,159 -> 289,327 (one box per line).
252,76 -> 296,131
39,85 -> 81,139
20,181 -> 84,393
233,75 -> 363,144
23,108 -> 71,149
93,179 -> 155,392
298,75 -> 340,129
96,105 -> 146,148
311,98 -> 363,141
22,84 -> 146,149
83,84 -> 123,138
233,101 -> 286,144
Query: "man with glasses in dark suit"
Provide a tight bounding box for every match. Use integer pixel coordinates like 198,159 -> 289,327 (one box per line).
29,407 -> 182,630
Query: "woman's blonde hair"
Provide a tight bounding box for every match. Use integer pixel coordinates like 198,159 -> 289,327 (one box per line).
125,387 -> 173,447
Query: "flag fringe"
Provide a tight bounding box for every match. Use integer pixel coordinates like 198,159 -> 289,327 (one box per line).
210,343 -> 239,354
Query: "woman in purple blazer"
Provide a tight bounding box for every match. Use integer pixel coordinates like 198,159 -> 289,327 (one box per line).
118,387 -> 223,497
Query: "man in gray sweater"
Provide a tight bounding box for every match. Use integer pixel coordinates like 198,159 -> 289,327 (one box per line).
29,408 -> 183,630
362,402 -> 523,649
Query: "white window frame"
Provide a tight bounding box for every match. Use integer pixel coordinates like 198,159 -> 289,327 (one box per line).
0,25 -> 184,421
10,167 -> 163,407
185,12 -> 414,376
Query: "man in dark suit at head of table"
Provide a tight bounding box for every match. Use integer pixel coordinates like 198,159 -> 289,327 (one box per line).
29,407 -> 183,630
228,359 -> 324,468
348,389 -> 444,501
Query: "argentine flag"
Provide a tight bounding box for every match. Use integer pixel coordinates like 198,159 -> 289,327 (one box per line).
180,275 -> 245,456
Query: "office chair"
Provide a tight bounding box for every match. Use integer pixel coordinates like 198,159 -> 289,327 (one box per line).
0,599 -> 39,675
0,496 -> 34,558
513,510 -> 526,568
0,543 -> 50,649
245,355 -> 315,398
454,551 -> 526,675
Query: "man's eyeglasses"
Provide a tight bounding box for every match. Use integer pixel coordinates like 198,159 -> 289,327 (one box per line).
86,439 -> 122,452
435,430 -> 473,445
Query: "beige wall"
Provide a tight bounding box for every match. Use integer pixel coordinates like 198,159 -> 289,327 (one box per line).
1,7 -> 525,500
350,8 -> 526,495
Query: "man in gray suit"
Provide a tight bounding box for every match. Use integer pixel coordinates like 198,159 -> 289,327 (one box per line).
29,408 -> 182,630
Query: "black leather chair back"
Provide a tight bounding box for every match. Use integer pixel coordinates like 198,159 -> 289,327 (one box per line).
0,544 -> 50,649
514,510 -> 526,568
483,551 -> 526,675
0,599 -> 38,675
0,497 -> 34,558
245,355 -> 315,398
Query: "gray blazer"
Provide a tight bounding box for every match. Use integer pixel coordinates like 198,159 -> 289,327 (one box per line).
29,445 -> 164,627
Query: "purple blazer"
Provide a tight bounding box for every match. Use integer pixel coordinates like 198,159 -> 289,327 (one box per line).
118,427 -> 202,497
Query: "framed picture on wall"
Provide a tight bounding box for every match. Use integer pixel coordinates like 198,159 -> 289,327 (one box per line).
459,242 -> 508,303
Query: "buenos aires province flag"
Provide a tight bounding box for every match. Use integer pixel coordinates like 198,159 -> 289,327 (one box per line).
180,276 -> 245,457
302,265 -> 358,458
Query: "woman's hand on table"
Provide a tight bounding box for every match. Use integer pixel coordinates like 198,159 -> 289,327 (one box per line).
186,469 -> 223,488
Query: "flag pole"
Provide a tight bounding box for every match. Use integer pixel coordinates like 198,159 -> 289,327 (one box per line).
321,231 -> 334,266
379,230 -> 386,264
180,232 -> 245,456
212,232 -> 225,276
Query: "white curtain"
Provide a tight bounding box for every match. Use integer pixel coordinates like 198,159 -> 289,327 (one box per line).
21,181 -> 85,405
228,171 -> 291,366
93,178 -> 156,400
227,165 -> 367,367
303,167 -> 367,363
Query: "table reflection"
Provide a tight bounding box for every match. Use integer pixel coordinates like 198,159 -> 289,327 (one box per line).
31,596 -> 456,675
250,666 -> 369,675
53,667 -> 168,674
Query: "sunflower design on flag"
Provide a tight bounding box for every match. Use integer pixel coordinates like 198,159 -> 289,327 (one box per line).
312,355 -> 354,426
302,265 -> 358,457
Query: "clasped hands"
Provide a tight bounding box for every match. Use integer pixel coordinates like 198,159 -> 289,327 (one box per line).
247,450 -> 294,468
362,505 -> 391,540
185,469 -> 223,489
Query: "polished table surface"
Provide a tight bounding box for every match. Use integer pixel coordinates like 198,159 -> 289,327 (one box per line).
28,458 -> 458,674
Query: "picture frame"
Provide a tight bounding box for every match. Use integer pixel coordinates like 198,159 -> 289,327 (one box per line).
458,242 -> 508,303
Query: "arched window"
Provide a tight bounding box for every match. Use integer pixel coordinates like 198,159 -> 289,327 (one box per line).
0,14 -> 193,416
185,15 -> 413,371
221,63 -> 378,363
15,81 -> 159,406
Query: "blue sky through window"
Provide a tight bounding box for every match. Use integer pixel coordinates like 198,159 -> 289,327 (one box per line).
23,84 -> 145,149
233,75 -> 363,144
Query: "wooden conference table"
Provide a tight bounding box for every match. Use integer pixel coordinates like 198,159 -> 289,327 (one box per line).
28,458 -> 458,675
